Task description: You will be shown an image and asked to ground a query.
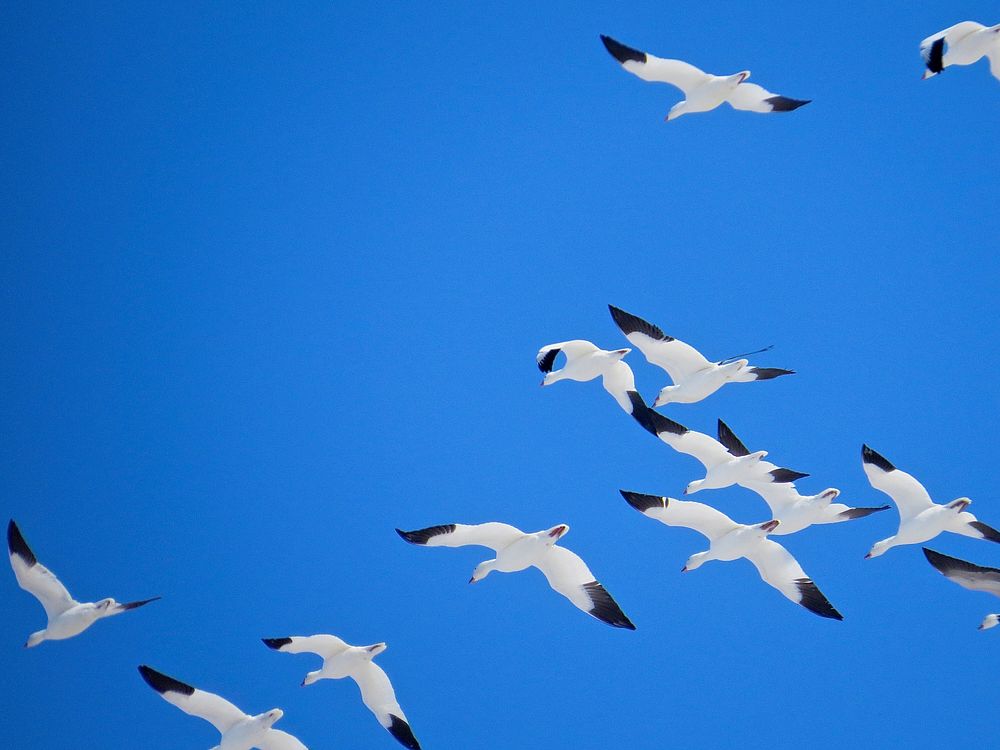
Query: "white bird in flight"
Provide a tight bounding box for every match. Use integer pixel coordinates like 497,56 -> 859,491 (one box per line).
609,305 -> 793,407
396,522 -> 635,629
536,339 -> 642,413
920,21 -> 1000,81
620,491 -> 843,620
262,635 -> 421,749
7,519 -> 160,648
600,35 -> 810,120
636,406 -> 809,495
138,665 -> 308,750
747,483 -> 890,536
861,445 -> 1000,558
923,548 -> 1000,631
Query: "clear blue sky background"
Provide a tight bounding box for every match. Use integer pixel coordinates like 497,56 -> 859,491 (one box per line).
3,2 -> 999,748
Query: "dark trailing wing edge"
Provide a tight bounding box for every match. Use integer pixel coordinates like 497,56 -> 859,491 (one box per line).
717,420 -> 750,457
764,96 -> 810,112
537,348 -> 559,373
396,525 -> 457,545
620,490 -> 667,513
608,305 -> 672,341
794,579 -> 843,620
836,505 -> 891,520
923,547 -> 1000,579
119,596 -> 161,611
925,37 -> 945,73
969,521 -> 1000,544
599,36 -> 647,66
138,665 -> 196,696
7,520 -> 37,566
770,468 -> 809,483
262,637 -> 293,651
749,366 -> 795,380
387,715 -> 422,750
861,444 -> 896,472
582,581 -> 636,630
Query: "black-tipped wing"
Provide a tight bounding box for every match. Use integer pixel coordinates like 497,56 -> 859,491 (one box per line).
968,521 -> 1000,544
836,505 -> 891,520
621,492 -> 738,541
353,662 -> 422,749
608,305 -> 711,383
746,540 -> 843,620
599,36 -> 709,94
717,420 -> 750,457
923,548 -> 1000,596
537,347 -> 559,373
113,596 -> 161,613
920,22 -> 985,73
727,82 -> 811,114
535,545 -> 635,629
748,366 -> 795,380
396,523 -> 523,552
620,490 -> 668,513
387,715 -> 421,750
7,520 -> 77,621
769,468 -> 809,484
861,445 -> 935,521
138,665 -> 247,733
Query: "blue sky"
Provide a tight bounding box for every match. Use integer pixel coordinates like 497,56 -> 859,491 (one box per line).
3,2 -> 999,748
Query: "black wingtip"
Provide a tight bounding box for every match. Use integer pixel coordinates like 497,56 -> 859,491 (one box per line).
620,489 -> 667,513
970,521 -> 1000,544
600,36 -> 646,66
923,547 -> 1000,576
7,519 -> 37,567
120,596 -> 161,611
749,367 -> 795,380
608,305 -> 671,341
583,581 -> 636,629
138,665 -> 195,696
387,715 -> 421,750
926,37 -> 945,73
537,348 -> 559,374
262,637 -> 292,651
396,525 -> 456,545
837,505 -> 891,520
922,547 -> 950,569
794,579 -> 843,620
625,391 -> 658,435
764,96 -> 810,112
716,420 -> 750,457
861,445 -> 895,472
645,407 -> 688,437
769,468 -> 809,484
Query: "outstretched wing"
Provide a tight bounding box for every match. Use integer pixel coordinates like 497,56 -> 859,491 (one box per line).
643,408 -> 732,470
923,548 -> 1000,597
8,520 -> 78,622
920,21 -> 986,72
600,35 -> 710,94
861,445 -> 935,522
352,662 -> 421,749
619,491 -> 738,541
726,82 -> 810,113
396,523 -> 523,552
259,729 -> 310,750
745,540 -> 843,620
608,305 -> 711,384
262,634 -> 349,657
138,665 -> 247,734
534,545 -> 635,629
536,340 -> 599,373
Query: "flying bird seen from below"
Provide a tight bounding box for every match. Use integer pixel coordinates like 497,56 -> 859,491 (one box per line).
396,522 -> 635,629
861,445 -> 1000,558
536,339 -> 642,413
923,548 -> 1000,630
262,635 -> 421,749
619,491 -> 843,620
608,305 -> 794,407
600,34 -> 810,120
7,519 -> 160,648
138,665 -> 308,750
745,482 -> 890,536
920,21 -> 1000,80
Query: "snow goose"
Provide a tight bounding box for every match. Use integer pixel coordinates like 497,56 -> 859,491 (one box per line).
138,665 -> 308,749
600,35 -> 810,120
920,22 -> 1000,80
536,339 -> 642,413
395,522 -> 635,629
8,519 -> 159,648
923,548 -> 1000,630
862,445 -> 1000,558
634,406 -> 808,495
608,305 -> 793,406
746,483 -> 890,536
619,491 -> 842,619
262,636 -> 420,749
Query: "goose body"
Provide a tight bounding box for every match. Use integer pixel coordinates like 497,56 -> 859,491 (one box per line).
920,22 -> 1000,80
536,339 -> 639,412
748,484 -> 890,536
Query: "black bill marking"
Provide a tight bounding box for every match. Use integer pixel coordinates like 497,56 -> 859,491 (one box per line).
583,580 -> 636,630
7,520 -> 37,567
395,525 -> 457,545
717,420 -> 750,457
600,36 -> 647,66
861,445 -> 895,472
138,665 -> 196,696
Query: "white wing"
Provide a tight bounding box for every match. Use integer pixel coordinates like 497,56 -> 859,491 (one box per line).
608,305 -> 711,384
745,540 -> 843,619
7,520 -> 78,622
643,409 -> 732,470
138,666 -> 247,734
534,545 -> 634,629
601,359 -> 637,412
536,340 -> 599,372
265,634 -> 349,657
861,446 -> 935,521
259,729 -> 309,750
396,522 -> 523,552
601,35 -> 710,94
726,82 -> 809,113
620,492 -> 738,541
352,661 -> 421,748
924,548 -> 1000,597
747,482 -> 802,515
920,21 -> 986,58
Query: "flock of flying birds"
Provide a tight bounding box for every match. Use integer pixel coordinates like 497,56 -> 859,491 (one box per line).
8,20 -> 1000,750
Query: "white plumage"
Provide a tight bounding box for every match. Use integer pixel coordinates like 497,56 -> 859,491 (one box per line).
920,21 -> 1000,80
